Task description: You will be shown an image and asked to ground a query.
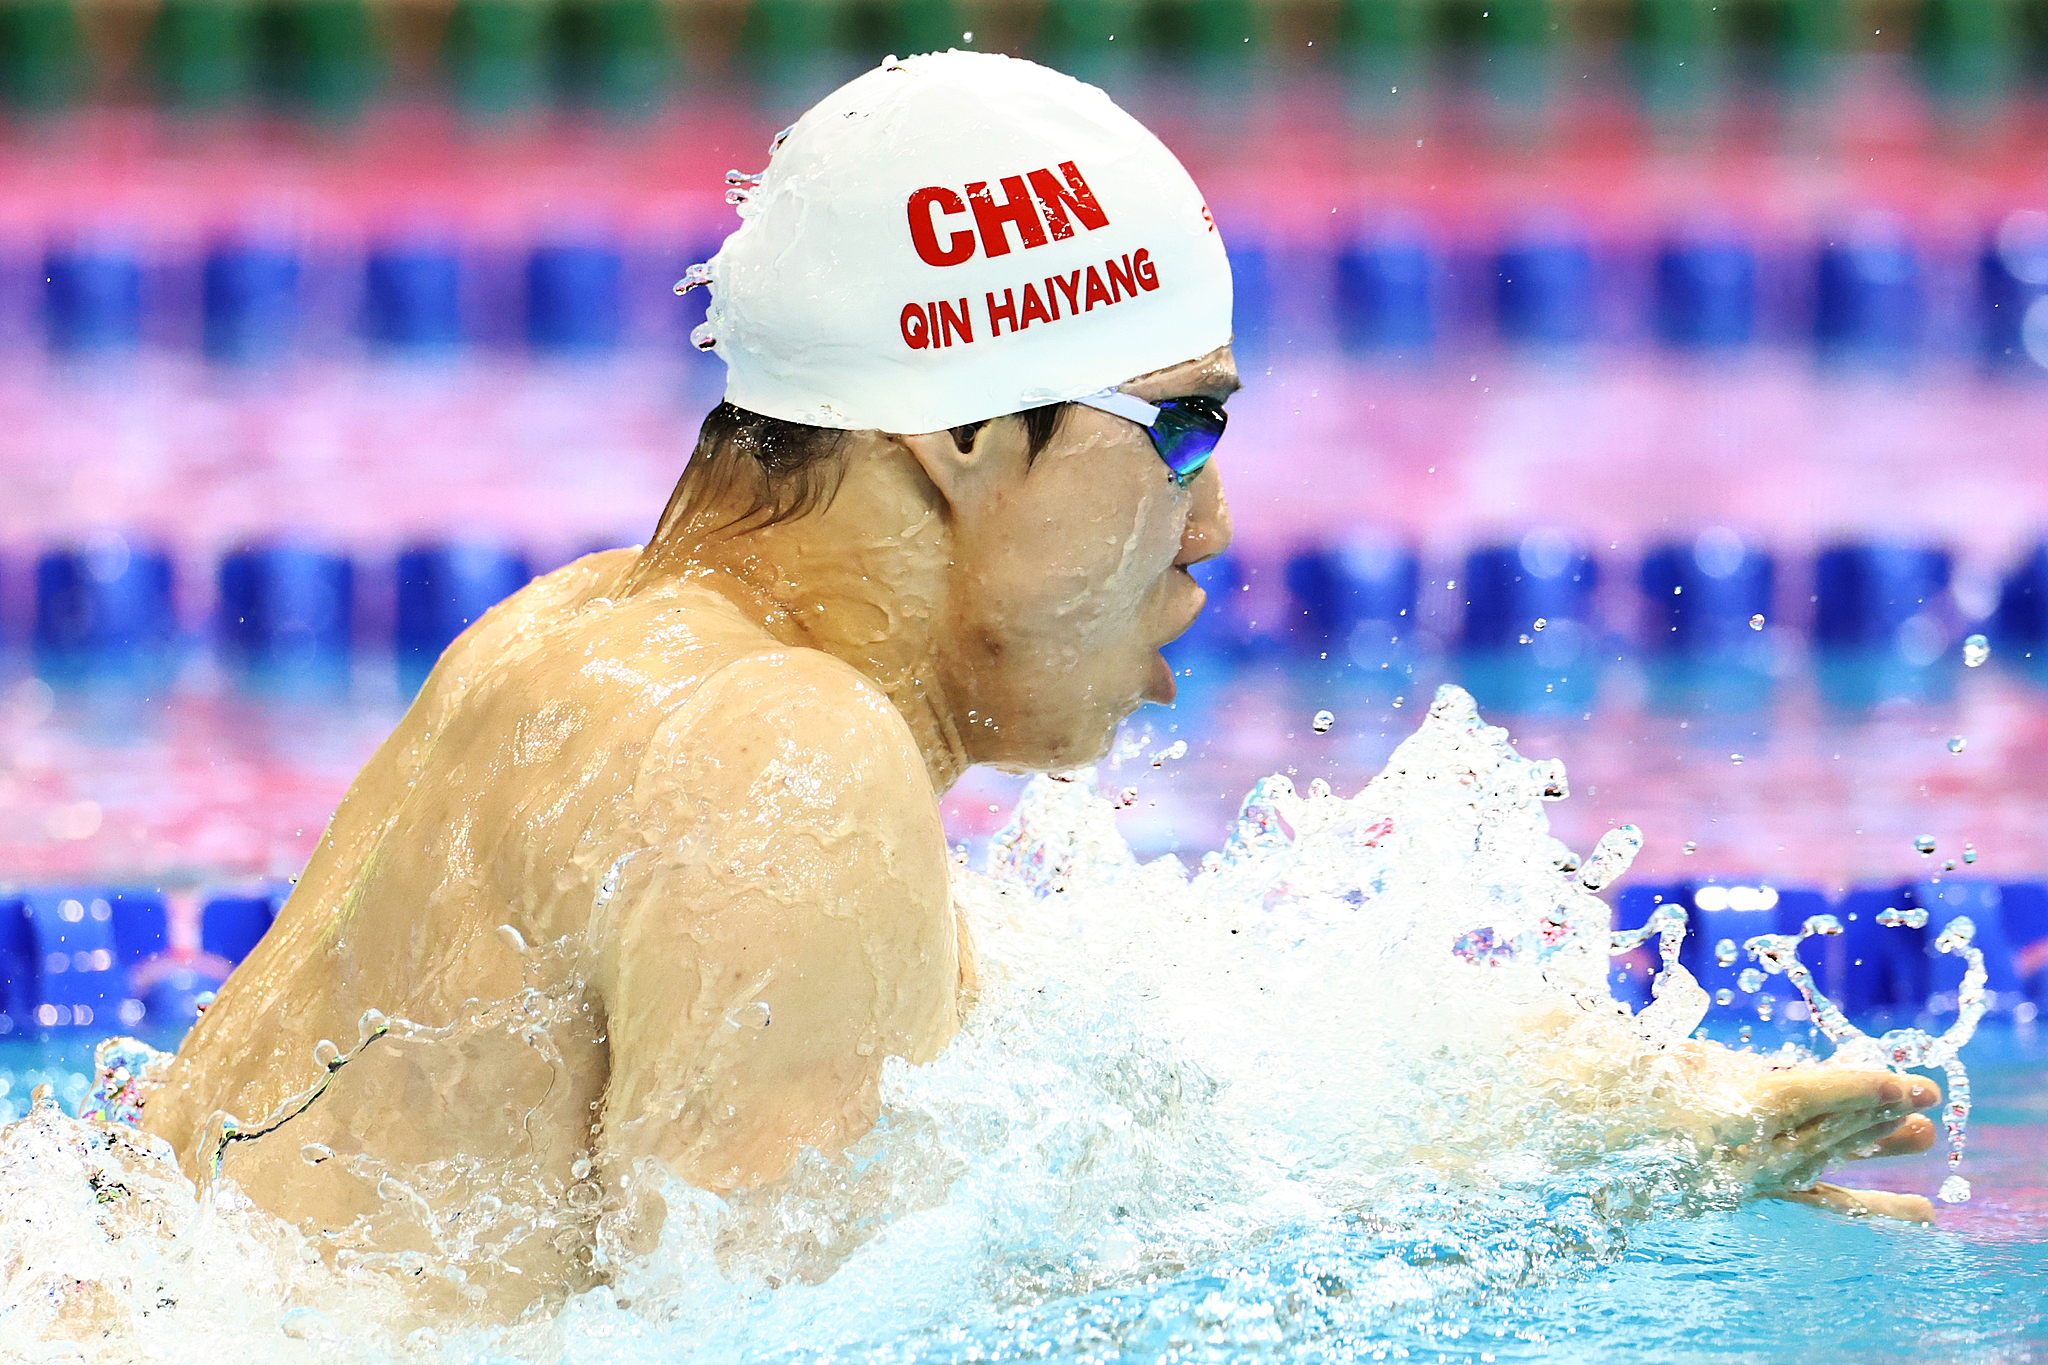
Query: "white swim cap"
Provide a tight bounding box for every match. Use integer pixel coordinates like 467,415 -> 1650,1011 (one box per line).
689,51 -> 1233,435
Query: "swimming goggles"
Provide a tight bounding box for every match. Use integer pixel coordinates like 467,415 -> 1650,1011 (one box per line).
1071,388 -> 1228,488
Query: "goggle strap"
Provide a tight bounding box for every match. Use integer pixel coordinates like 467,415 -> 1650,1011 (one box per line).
1071,388 -> 1163,428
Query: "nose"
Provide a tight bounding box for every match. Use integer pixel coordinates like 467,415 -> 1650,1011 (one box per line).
1176,459 -> 1232,567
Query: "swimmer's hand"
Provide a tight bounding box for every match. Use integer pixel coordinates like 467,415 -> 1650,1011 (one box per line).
1712,1064 -> 1940,1221
1771,1182 -> 1936,1223
1528,1013 -> 1941,1220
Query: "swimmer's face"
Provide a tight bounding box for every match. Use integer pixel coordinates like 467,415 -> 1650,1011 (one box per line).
927,344 -> 1237,771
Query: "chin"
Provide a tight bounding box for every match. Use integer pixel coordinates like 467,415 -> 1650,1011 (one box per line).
982,705 -> 1131,775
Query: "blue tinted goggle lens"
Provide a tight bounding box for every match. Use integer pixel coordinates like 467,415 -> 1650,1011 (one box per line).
1146,396 -> 1227,483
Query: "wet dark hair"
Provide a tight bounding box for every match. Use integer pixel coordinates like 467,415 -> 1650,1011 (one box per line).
653,401 -> 1071,537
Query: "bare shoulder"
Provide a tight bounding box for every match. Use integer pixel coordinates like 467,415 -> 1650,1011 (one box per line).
594,645 -> 959,1186
636,644 -> 937,810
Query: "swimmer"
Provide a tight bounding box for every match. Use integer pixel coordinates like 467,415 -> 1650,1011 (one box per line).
139,52 -> 1939,1313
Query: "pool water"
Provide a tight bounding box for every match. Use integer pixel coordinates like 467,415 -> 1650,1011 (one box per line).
1,686 -> 2042,1363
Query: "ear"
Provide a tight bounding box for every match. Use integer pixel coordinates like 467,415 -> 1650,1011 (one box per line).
889,417 -> 1033,513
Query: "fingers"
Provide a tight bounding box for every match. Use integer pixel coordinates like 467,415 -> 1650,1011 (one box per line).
1772,1182 -> 1936,1224
1758,1069 -> 1939,1131
1839,1113 -> 1938,1161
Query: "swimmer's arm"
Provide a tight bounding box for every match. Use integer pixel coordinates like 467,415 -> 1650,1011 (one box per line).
592,650 -> 962,1192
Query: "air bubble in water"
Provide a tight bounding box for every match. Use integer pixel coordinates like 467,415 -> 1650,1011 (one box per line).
357,1008 -> 388,1043
1312,710 -> 1335,734
1150,740 -> 1188,768
1683,840 -> 1697,855
1730,753 -> 1743,765
1914,834 -> 1937,856
1876,905 -> 1929,929
1714,938 -> 1737,967
1963,844 -> 1977,864
1532,618 -> 1548,631
1749,613 -> 1766,630
1116,787 -> 1138,808
1963,634 -> 1990,667
300,1142 -> 334,1166
312,1039 -> 341,1070
1939,1174 -> 1972,1203
1756,996 -> 1774,1021
1948,736 -> 1966,754
1737,967 -> 1764,993
1714,987 -> 1734,1006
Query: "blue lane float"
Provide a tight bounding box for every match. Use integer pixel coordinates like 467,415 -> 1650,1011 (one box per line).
200,889 -> 283,965
363,241 -> 465,349
217,542 -> 355,666
1283,535 -> 1418,664
395,540 -> 532,665
1334,234 -> 1436,356
1461,533 -> 1599,650
527,241 -> 623,352
1816,230 -> 1923,362
44,244 -> 143,355
34,539 -> 178,659
1653,238 -> 1757,350
0,889 -> 152,1035
1492,234 -> 1594,347
202,238 -> 302,362
1639,532 -> 1775,655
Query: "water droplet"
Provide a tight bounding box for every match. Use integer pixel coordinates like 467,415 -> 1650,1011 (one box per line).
1714,987 -> 1734,1006
1938,1174 -> 1972,1203
1737,967 -> 1765,993
1150,740 -> 1188,768
1749,613 -> 1766,630
1532,618 -> 1548,632
1756,996 -> 1775,1021
1877,905 -> 1929,929
671,261 -> 713,296
1682,840 -> 1697,855
357,1008 -> 388,1043
723,1000 -> 772,1029
570,1156 -> 592,1181
1312,709 -> 1335,734
1963,844 -> 1977,864
1948,735 -> 1966,754
1963,633 -> 1990,667
1391,696 -> 1404,708
691,321 -> 718,351
496,923 -> 529,954
312,1039 -> 341,1070
1714,938 -> 1738,967
1730,753 -> 1743,765
1116,786 -> 1138,808
1518,633 -> 1532,645
301,1142 -> 334,1166
1914,834 -> 1937,856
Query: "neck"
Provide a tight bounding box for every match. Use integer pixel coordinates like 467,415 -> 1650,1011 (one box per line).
629,443 -> 971,795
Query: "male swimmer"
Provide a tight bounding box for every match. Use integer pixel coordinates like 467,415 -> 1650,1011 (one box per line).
141,52 -> 1941,1314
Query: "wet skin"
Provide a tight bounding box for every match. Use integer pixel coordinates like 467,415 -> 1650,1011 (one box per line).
140,341 -> 1940,1316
